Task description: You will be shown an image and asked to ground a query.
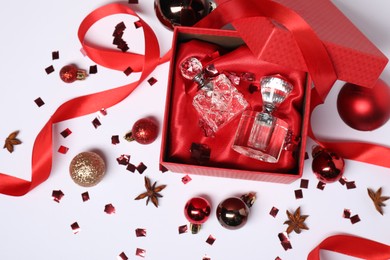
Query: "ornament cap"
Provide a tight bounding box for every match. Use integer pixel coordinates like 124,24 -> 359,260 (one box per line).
240,192 -> 256,208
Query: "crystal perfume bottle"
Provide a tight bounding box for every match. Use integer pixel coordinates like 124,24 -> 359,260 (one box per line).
180,57 -> 249,135
232,75 -> 293,163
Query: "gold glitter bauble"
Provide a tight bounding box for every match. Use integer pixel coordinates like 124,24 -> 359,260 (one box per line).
69,152 -> 105,187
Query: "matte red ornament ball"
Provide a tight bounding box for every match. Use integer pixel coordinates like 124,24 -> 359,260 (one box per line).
311,146 -> 345,183
131,118 -> 159,145
184,197 -> 211,225
60,65 -> 78,83
337,80 -> 390,131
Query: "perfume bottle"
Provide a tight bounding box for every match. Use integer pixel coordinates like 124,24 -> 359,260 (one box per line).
232,75 -> 293,163
180,57 -> 249,135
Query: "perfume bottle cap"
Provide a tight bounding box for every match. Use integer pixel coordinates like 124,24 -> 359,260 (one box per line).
260,75 -> 293,110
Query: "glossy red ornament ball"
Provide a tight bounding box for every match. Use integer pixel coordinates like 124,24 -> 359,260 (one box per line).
184,197 -> 211,225
337,80 -> 390,131
311,146 -> 345,183
130,118 -> 159,145
60,65 -> 78,83
216,197 -> 250,230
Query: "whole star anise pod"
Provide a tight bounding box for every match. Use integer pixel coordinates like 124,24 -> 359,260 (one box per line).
284,207 -> 309,234
3,130 -> 22,153
134,176 -> 166,207
368,187 -> 389,215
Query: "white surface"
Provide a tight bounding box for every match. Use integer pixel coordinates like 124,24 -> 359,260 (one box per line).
0,1 -> 389,259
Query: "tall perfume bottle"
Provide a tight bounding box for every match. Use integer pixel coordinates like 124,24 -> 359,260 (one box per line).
232,75 -> 293,163
180,57 -> 249,136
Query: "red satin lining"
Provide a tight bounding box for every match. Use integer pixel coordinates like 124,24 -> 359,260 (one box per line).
308,235 -> 390,260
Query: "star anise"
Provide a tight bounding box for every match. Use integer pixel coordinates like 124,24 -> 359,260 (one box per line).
134,176 -> 166,207
284,207 -> 309,234
3,130 -> 22,153
368,187 -> 389,215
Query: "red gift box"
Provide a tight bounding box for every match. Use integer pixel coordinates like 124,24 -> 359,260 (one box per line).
159,0 -> 387,183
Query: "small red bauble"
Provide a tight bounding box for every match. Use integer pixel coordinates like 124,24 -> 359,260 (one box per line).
337,80 -> 390,131
184,197 -> 211,233
60,65 -> 87,83
311,146 -> 345,183
126,118 -> 159,145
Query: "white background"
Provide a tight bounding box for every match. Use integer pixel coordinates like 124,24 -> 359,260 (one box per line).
1,0 -> 390,259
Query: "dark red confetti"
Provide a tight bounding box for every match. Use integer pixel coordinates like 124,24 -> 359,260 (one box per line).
111,135 -> 120,145
278,232 -> 292,251
202,257 -> 211,260
71,222 -> 80,234
58,145 -> 69,154
136,162 -> 147,174
346,181 -> 356,189
135,228 -> 146,237
89,65 -> 98,74
52,51 -> 59,60
45,65 -> 55,74
190,143 -> 211,164
206,235 -> 216,245
118,41 -> 129,52
350,214 -> 360,224
300,179 -> 309,189
92,118 -> 101,128
134,20 -> 142,29
52,190 -> 64,203
343,209 -> 351,219
115,21 -> 126,31
104,203 -> 116,214
126,163 -> 136,173
275,257 -> 282,260
182,174 -> 192,184
248,83 -> 259,94
99,108 -> 108,117
60,128 -> 72,138
128,0 -> 139,3
304,152 -> 309,160
159,164 -> 168,173
147,77 -> 157,86
269,207 -> 279,218
117,154 -> 130,165
295,189 -> 303,199
124,67 -> 133,76
135,248 -> 145,258
339,177 -> 347,185
81,192 -> 90,202
34,97 -> 45,107
317,181 -> 326,190
118,252 -> 128,260
178,225 -> 188,234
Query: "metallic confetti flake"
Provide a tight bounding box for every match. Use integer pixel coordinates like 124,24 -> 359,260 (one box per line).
204,64 -> 219,77
118,252 -> 128,260
52,190 -> 64,203
71,222 -> 80,234
295,189 -> 303,199
124,67 -> 133,76
58,145 -> 69,154
92,118 -> 101,128
304,152 -> 309,160
60,128 -> 72,138
343,209 -> 351,219
248,83 -> 259,94
350,214 -> 360,224
45,65 -> 54,74
126,163 -> 136,172
134,20 -> 142,29
52,51 -> 59,60
81,191 -> 90,202
300,179 -> 309,189
128,0 -> 139,3
159,164 -> 168,173
117,154 -> 130,165
136,162 -> 147,174
34,97 -> 45,107
89,65 -> 97,74
115,21 -> 126,31
203,256 -> 211,260
181,175 -> 192,184
206,235 -> 216,245
190,143 -> 211,164
275,257 -> 282,260
269,207 -> 279,218
135,228 -> 146,237
178,225 -> 188,234
147,77 -> 157,86
135,248 -> 145,258
278,232 -> 292,251
317,181 -> 326,190
99,108 -> 108,117
104,204 -> 116,214
118,41 -> 129,52
346,181 -> 356,189
112,135 -> 120,145
339,176 -> 347,185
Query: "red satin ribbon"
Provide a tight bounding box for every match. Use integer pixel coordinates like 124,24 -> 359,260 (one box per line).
307,235 -> 390,260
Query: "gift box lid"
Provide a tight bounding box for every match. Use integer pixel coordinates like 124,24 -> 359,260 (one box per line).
230,0 -> 388,87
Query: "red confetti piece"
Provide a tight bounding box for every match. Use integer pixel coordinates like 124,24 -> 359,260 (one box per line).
128,0 -> 139,3
58,145 -> 69,154
181,174 -> 192,184
350,214 -> 361,224
104,203 -> 116,214
304,152 -> 309,160
134,20 -> 142,29
124,67 -> 133,76
275,257 -> 282,260
136,162 -> 147,174
346,181 -> 356,189
118,252 -> 128,260
269,207 -> 279,218
206,235 -> 216,245
52,51 -> 59,60
52,190 -> 64,203
190,143 -> 211,164
159,164 -> 168,173
178,225 -> 188,234
115,21 -> 126,31
202,256 -> 211,260
81,192 -> 90,202
343,209 -> 351,219
45,65 -> 55,74
71,222 -> 80,234
300,179 -> 309,189
112,135 -> 120,145
60,128 -> 72,138
317,181 -> 326,190
126,163 -> 136,172
248,83 -> 259,94
92,118 -> 101,128
99,108 -> 108,117
135,228 -> 146,237
339,176 -> 347,185
34,97 -> 45,107
147,77 -> 157,86
294,189 -> 303,199
135,248 -> 145,258
278,232 -> 292,251
89,65 -> 97,74
117,154 -> 130,165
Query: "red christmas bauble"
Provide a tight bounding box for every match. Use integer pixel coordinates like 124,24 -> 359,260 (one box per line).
184,197 -> 211,225
216,197 -> 249,230
130,118 -> 159,145
60,65 -> 78,83
311,146 -> 345,183
337,80 -> 390,131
